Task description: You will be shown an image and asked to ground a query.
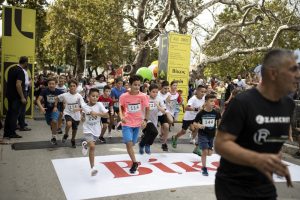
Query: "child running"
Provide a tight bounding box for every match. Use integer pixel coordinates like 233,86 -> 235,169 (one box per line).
119,75 -> 149,174
139,84 -> 165,154
36,77 -> 64,144
98,85 -> 114,142
57,79 -> 86,148
81,88 -> 109,176
193,94 -> 221,176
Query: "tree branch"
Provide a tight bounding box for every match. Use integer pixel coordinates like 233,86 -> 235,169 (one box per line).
136,0 -> 149,34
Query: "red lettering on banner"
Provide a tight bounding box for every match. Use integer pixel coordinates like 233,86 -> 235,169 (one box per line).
101,161 -> 152,178
211,161 -> 219,168
151,163 -> 177,173
173,162 -> 200,172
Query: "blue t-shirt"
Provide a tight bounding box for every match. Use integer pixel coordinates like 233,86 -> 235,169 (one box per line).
40,88 -> 64,112
111,87 -> 126,107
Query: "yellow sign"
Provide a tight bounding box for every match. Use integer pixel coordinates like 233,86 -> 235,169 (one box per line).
1,6 -> 36,117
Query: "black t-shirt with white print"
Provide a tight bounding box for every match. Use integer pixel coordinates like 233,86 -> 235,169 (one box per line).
216,88 -> 295,198
194,109 -> 221,138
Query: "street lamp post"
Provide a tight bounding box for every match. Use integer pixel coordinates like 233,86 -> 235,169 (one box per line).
69,32 -> 87,77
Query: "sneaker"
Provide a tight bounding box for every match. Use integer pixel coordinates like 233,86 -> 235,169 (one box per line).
171,136 -> 177,148
139,143 -> 144,155
145,145 -> 151,154
81,141 -> 88,156
57,128 -> 63,134
189,138 -> 196,145
62,134 -> 68,143
129,162 -> 139,174
107,132 -> 112,138
193,147 -> 202,156
91,167 -> 98,176
99,137 -> 106,143
161,143 -> 168,152
202,167 -> 209,176
50,137 -> 57,145
71,140 -> 76,148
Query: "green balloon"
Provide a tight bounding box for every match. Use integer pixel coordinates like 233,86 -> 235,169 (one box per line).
136,67 -> 153,81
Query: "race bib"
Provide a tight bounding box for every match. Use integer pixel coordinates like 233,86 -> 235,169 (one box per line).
149,102 -> 156,110
169,100 -> 177,109
102,102 -> 110,109
114,102 -> 119,108
128,103 -> 141,113
47,95 -> 55,103
202,118 -> 215,128
68,104 -> 79,111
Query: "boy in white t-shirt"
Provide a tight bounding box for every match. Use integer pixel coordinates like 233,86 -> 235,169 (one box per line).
81,88 -> 109,176
171,85 -> 207,149
56,79 -> 86,148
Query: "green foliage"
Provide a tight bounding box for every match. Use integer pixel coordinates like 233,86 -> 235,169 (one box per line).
204,0 -> 300,78
42,0 -> 131,74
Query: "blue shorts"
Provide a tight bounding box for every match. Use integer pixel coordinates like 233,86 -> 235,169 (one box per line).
198,134 -> 214,150
45,111 -> 60,125
122,126 -> 140,144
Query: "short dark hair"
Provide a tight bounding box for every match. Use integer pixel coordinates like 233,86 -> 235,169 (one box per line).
68,79 -> 78,86
161,80 -> 169,87
149,84 -> 159,91
197,85 -> 207,90
89,88 -> 99,95
205,94 -> 216,101
103,85 -> 111,91
170,80 -> 178,86
96,74 -> 106,81
19,56 -> 28,64
115,77 -> 123,83
47,77 -> 57,84
129,75 -> 142,84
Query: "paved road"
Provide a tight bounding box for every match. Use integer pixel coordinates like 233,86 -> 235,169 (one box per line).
0,117 -> 300,200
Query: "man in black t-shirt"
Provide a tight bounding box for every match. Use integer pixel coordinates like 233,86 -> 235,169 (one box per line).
3,56 -> 27,140
224,75 -> 235,102
215,49 -> 299,199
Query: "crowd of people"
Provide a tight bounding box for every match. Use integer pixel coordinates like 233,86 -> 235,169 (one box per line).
1,49 -> 300,199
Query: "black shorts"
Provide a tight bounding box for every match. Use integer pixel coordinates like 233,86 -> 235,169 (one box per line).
182,120 -> 194,130
158,114 -> 168,125
64,115 -> 80,130
101,118 -> 108,124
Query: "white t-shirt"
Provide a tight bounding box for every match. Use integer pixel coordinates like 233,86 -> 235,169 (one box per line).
157,91 -> 170,116
167,92 -> 179,117
148,96 -> 165,126
195,78 -> 204,87
95,81 -> 107,95
58,92 -> 86,121
183,95 -> 205,121
236,79 -> 246,88
82,102 -> 108,137
22,68 -> 30,91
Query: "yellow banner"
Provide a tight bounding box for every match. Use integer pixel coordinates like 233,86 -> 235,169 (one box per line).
167,33 -> 191,121
1,6 -> 36,117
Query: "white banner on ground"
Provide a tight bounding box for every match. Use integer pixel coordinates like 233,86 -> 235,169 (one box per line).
52,153 -> 300,200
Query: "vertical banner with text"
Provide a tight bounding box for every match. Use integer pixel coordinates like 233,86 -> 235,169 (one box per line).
159,33 -> 191,121
1,6 -> 36,117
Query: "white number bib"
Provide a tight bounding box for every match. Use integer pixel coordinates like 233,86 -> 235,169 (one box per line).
149,102 -> 156,110
202,118 -> 215,128
68,104 -> 79,111
102,102 -> 110,109
128,103 -> 141,113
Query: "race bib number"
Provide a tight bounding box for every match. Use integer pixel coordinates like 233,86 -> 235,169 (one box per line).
47,95 -> 55,103
68,104 -> 79,111
149,102 -> 156,110
114,102 -> 119,108
169,100 -> 177,109
87,115 -> 99,126
202,118 -> 215,128
128,103 -> 141,113
102,102 -> 110,109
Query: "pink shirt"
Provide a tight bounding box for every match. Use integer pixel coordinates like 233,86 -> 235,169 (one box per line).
119,92 -> 149,127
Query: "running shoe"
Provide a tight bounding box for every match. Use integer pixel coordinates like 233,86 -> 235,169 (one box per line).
193,147 -> 202,156
139,143 -> 144,155
202,167 -> 208,176
71,139 -> 76,148
81,141 -> 88,156
62,134 -> 68,143
171,136 -> 177,148
129,162 -> 139,174
57,128 -> 63,134
99,137 -> 106,143
50,137 -> 57,145
161,143 -> 168,152
91,167 -> 98,176
107,131 -> 112,138
145,145 -> 151,154
189,138 -> 196,145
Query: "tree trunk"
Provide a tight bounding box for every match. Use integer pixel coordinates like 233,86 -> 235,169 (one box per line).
131,46 -> 150,75
75,38 -> 84,76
